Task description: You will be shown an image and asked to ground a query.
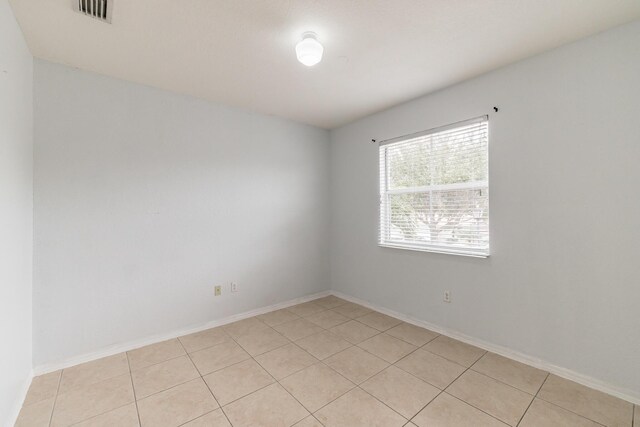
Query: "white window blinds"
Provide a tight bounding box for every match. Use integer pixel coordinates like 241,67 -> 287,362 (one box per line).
379,116 -> 489,257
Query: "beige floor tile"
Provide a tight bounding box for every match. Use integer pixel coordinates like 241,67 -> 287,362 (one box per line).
358,333 -> 417,363
223,383 -> 309,427
15,397 -> 55,427
519,398 -> 602,427
287,302 -> 326,317
73,403 -> 139,427
324,346 -> 389,384
356,312 -> 401,331
395,349 -> 466,389
294,415 -> 324,426
295,331 -> 352,360
472,353 -> 548,394
280,363 -> 354,412
423,336 -> 486,367
304,310 -> 350,329
182,409 -> 231,427
131,355 -> 200,399
447,370 -> 533,426
24,370 -> 61,406
179,327 -> 230,353
413,393 -> 508,427
274,318 -> 324,341
315,388 -> 406,427
223,317 -> 269,339
538,375 -> 633,427
59,353 -> 129,394
128,339 -> 186,371
314,295 -> 348,309
329,320 -> 379,344
254,343 -> 318,380
258,309 -> 299,327
137,378 -> 217,427
189,341 -> 251,375
51,374 -> 134,427
331,303 -> 372,319
203,359 -> 274,405
361,365 -> 440,419
386,323 -> 439,347
235,327 -> 290,356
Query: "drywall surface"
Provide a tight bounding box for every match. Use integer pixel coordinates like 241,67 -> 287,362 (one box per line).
33,60 -> 330,365
330,21 -> 640,396
0,1 -> 33,425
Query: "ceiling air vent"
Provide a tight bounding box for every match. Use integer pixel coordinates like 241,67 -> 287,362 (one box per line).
73,0 -> 112,23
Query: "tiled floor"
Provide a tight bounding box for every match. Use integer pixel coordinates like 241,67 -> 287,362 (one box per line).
16,295 -> 638,427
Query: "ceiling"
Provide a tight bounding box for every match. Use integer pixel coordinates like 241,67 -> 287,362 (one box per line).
9,1 -> 640,129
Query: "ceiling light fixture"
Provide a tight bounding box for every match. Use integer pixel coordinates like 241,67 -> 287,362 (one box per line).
296,32 -> 323,67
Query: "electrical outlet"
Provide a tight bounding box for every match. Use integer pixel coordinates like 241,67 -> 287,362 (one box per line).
231,282 -> 238,293
214,285 -> 222,296
443,290 -> 451,303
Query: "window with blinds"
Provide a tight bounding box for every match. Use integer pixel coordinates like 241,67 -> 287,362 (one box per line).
379,116 -> 489,257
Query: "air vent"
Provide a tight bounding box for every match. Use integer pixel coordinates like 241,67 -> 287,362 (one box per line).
74,0 -> 112,23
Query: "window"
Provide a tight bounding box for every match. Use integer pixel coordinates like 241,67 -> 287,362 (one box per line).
379,116 -> 489,257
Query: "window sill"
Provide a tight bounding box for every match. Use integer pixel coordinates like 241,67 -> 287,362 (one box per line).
378,243 -> 489,258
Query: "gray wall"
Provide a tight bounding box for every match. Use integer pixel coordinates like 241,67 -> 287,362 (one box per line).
330,21 -> 640,395
33,60 -> 331,365
0,1 -> 33,425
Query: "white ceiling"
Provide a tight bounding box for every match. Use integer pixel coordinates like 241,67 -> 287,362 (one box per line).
9,0 -> 640,129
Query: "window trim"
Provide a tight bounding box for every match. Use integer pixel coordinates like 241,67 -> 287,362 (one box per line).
378,116 -> 490,258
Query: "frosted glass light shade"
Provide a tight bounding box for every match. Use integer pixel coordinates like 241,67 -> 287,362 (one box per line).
296,33 -> 323,66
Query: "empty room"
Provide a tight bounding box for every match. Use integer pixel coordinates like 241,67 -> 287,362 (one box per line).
2,1 -> 639,426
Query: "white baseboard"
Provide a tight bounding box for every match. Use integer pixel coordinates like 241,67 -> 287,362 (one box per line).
331,290 -> 640,406
33,290 -> 330,376
30,288 -> 639,406
6,370 -> 33,427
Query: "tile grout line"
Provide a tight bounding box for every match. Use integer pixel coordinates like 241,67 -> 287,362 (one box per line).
47,368 -> 63,427
171,338 -> 232,427
199,370 -> 234,427
250,352 -> 315,423
284,313 -> 428,424
274,303 -> 452,424
405,347 -> 509,426
534,395 -> 609,426
214,319 -> 308,422
404,345 -> 512,426
125,351 -> 143,427
533,370 -> 609,427
439,353 -> 543,427
514,373 -> 552,427
435,351 -> 510,426
400,349 -> 478,426
514,378 -> 546,426
313,349 -> 407,420
259,308 -> 360,419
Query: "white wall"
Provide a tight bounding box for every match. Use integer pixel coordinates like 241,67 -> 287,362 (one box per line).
33,60 -> 330,366
330,21 -> 640,397
0,1 -> 33,425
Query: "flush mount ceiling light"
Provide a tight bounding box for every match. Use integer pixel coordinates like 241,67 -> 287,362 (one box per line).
296,32 -> 324,67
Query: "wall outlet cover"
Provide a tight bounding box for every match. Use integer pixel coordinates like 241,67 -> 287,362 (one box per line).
444,291 -> 451,303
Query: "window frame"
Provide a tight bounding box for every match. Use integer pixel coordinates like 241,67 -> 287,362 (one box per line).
378,116 -> 490,258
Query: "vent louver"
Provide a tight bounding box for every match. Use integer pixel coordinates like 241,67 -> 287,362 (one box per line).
74,0 -> 112,23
